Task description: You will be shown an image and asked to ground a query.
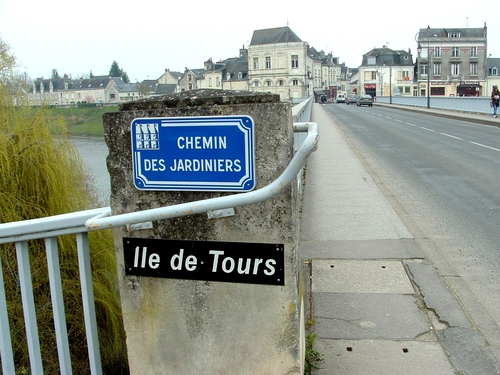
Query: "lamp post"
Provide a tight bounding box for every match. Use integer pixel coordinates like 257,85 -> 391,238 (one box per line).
416,30 -> 434,109
389,66 -> 392,104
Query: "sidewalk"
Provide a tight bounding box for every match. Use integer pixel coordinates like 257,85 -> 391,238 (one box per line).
300,103 -> 499,374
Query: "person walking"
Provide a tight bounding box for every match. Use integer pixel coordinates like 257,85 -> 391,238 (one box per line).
491,86 -> 500,118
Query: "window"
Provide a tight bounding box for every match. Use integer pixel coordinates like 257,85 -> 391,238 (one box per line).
470,63 -> 478,75
402,71 -> 409,78
253,57 -> 259,70
420,64 -> 429,75
405,86 -> 411,94
238,72 -> 242,80
451,63 -> 460,75
291,55 -> 299,68
265,80 -> 272,86
265,56 -> 271,69
278,79 -> 284,86
371,71 -> 377,80
209,78 -> 212,87
253,81 -> 260,87
452,47 -> 460,57
470,47 -> 477,57
433,63 -> 441,76
448,32 -> 460,38
292,79 -> 299,86
216,77 -> 220,86
431,87 -> 445,95
434,46 -> 441,58
493,67 -> 498,75
188,74 -> 192,82
226,73 -> 231,80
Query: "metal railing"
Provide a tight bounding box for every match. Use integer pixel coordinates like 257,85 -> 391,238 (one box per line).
375,95 -> 492,114
0,117 -> 318,375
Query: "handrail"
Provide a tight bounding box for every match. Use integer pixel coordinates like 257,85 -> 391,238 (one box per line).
85,122 -> 319,230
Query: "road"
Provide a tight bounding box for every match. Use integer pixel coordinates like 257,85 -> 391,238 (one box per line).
322,103 -> 500,347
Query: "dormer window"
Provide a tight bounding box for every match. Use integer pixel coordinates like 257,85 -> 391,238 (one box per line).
238,72 -> 242,80
448,32 -> 460,38
226,73 -> 231,80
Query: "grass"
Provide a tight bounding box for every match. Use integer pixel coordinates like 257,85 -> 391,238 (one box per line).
51,105 -> 119,136
305,320 -> 324,375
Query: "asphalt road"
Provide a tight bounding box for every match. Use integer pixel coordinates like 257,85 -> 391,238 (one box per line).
323,103 -> 500,342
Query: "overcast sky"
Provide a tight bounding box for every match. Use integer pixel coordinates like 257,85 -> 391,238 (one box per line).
1,0 -> 498,82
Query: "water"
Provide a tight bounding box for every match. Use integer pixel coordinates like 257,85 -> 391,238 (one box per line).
69,136 -> 110,204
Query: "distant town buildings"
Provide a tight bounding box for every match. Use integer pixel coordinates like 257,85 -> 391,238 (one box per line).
26,24 -> 499,106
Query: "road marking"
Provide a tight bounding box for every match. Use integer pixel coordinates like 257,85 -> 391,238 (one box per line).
406,122 -> 417,127
420,126 -> 435,132
439,132 -> 462,140
469,141 -> 500,152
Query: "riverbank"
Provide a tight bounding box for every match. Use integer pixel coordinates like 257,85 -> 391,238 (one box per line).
51,105 -> 119,136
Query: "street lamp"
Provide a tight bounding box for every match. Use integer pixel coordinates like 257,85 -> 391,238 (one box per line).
416,30 -> 435,109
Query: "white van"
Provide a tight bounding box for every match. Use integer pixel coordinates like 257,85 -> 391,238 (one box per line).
336,94 -> 346,103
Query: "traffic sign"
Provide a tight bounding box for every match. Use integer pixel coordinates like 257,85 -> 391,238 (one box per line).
131,116 -> 255,191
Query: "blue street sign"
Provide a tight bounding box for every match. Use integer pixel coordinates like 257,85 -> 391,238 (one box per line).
131,116 -> 255,191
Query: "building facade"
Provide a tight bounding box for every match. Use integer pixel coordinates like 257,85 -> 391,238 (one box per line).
358,47 -> 415,98
29,76 -> 132,105
416,24 -> 488,97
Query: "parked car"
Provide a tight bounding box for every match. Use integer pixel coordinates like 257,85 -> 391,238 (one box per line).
346,94 -> 358,105
357,95 -> 373,107
336,94 -> 346,103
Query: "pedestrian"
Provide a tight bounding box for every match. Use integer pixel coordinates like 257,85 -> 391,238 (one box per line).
491,86 -> 500,118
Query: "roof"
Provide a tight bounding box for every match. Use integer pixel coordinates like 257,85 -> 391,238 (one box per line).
417,26 -> 487,40
250,26 -> 302,46
361,47 -> 414,66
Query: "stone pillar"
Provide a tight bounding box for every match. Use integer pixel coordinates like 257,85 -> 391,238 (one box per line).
103,90 -> 304,375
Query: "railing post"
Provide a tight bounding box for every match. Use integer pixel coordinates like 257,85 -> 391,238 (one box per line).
76,233 -> 102,375
16,241 -> 44,374
45,237 -> 73,375
0,253 -> 15,375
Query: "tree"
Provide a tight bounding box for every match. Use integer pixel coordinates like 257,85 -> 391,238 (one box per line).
109,60 -> 130,83
0,37 -> 17,82
51,68 -> 60,78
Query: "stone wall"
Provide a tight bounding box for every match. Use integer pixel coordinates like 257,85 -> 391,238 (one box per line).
103,89 -> 304,374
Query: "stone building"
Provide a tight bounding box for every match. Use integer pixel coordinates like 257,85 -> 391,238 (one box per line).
357,46 -> 415,98
416,24 -> 488,97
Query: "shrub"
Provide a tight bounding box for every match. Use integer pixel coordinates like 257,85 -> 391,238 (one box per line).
0,85 -> 129,374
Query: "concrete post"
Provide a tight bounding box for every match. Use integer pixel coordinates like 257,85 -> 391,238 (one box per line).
103,90 -> 304,374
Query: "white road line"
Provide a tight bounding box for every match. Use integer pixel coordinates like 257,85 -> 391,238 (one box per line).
379,115 -> 499,152
420,126 -> 435,132
439,132 -> 462,140
469,141 -> 500,152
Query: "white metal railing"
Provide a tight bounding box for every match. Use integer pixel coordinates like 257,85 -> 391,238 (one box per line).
0,118 -> 318,375
375,95 -> 493,114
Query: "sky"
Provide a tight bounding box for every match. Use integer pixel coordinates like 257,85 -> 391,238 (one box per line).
1,0 -> 498,82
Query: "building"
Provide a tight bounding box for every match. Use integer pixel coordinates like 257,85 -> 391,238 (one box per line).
358,47 -> 415,98
199,49 -> 249,91
29,75 -> 132,105
416,24 -> 488,97
486,57 -> 500,95
247,26 -> 309,99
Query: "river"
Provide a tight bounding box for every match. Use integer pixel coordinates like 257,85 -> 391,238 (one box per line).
70,136 -> 110,205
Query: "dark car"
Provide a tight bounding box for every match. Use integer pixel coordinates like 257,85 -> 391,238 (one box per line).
357,95 -> 373,107
346,94 -> 358,105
